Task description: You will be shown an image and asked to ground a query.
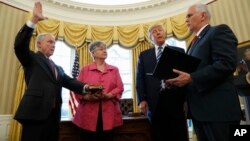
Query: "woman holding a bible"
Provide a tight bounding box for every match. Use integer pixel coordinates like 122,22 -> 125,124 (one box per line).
72,40 -> 124,141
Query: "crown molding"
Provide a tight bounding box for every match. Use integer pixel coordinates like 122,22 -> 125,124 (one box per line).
46,0 -> 173,12
1,0 -> 214,25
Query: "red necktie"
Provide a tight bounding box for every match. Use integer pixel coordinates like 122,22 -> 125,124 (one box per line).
48,59 -> 56,77
191,36 -> 198,46
188,36 -> 198,54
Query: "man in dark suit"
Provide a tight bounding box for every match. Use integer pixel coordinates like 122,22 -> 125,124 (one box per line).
136,23 -> 188,141
13,1 -> 90,141
166,4 -> 242,141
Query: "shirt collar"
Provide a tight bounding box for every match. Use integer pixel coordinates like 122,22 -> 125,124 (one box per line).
89,62 -> 114,71
155,42 -> 167,50
196,24 -> 209,37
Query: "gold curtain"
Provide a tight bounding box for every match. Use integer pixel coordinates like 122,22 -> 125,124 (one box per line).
9,11 -> 190,141
0,3 -> 27,115
8,68 -> 25,141
77,43 -> 93,67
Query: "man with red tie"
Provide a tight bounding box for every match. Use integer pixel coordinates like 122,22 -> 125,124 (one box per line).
166,4 -> 241,141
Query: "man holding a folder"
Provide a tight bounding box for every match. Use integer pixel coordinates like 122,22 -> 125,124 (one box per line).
136,23 -> 188,141
165,4 -> 241,141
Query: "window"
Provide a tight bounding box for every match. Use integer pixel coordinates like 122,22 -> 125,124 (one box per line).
51,41 -> 75,120
106,45 -> 133,99
166,37 -> 187,52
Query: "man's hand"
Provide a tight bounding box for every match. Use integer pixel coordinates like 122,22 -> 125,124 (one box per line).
165,69 -> 192,87
31,1 -> 48,24
139,101 -> 148,115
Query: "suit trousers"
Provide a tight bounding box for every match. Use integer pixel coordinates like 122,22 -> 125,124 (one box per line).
151,88 -> 188,141
192,119 -> 240,141
21,108 -> 61,141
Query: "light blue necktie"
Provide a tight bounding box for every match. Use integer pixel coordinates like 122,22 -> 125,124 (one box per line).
156,46 -> 163,62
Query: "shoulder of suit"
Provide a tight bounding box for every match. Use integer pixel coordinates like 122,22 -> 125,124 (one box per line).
212,24 -> 232,31
57,65 -> 63,69
141,47 -> 154,54
208,24 -> 234,37
21,24 -> 34,32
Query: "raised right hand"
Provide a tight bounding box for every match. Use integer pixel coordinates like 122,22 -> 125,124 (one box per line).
31,1 -> 48,24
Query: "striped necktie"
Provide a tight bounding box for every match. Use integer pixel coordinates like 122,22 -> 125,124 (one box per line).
156,46 -> 163,62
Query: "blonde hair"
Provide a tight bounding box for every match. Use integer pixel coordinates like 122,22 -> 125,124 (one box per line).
147,23 -> 165,42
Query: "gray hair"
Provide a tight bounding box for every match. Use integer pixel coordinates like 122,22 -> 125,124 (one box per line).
147,23 -> 165,42
88,40 -> 106,53
194,4 -> 211,20
35,33 -> 54,48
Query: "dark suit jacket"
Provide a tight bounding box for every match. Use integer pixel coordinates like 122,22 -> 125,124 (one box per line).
187,24 -> 241,121
136,45 -> 185,121
14,25 -> 85,123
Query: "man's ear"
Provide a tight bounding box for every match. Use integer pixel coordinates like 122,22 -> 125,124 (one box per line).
37,41 -> 41,48
149,35 -> 153,41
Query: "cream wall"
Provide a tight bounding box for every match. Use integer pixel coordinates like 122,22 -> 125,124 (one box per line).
0,2 -> 27,114
209,0 -> 250,44
0,0 -> 250,114
0,115 -> 12,141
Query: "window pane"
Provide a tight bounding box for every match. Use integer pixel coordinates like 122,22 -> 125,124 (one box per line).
167,37 -> 187,51
51,41 -> 74,120
106,45 -> 133,99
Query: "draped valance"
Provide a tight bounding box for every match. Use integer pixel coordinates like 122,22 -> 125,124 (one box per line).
33,12 -> 192,49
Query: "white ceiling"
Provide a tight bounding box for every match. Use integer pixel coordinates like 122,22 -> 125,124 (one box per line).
2,0 -> 214,25
69,0 -> 150,5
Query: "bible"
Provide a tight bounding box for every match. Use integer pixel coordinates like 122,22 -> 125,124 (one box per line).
87,85 -> 103,94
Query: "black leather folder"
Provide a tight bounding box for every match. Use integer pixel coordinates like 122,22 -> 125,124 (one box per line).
153,47 -> 201,79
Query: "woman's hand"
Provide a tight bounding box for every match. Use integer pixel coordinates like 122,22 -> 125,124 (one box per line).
83,93 -> 102,101
102,93 -> 115,100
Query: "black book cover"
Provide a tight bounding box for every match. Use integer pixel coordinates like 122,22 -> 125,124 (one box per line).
153,47 -> 201,79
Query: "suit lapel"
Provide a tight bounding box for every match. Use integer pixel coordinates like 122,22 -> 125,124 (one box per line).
196,25 -> 210,44
189,25 -> 211,55
150,47 -> 157,65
